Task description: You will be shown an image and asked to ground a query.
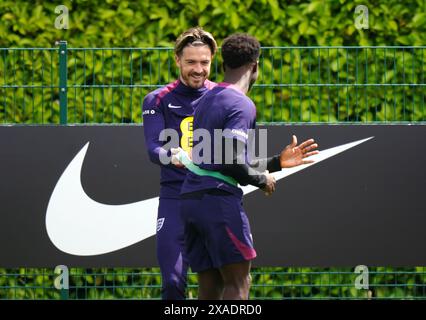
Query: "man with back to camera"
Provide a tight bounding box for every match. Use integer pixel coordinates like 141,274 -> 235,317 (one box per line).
142,27 -> 217,300
179,33 -> 319,299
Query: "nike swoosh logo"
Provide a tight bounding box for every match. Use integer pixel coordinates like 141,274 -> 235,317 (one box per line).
168,103 -> 182,109
46,137 -> 373,256
240,137 -> 374,195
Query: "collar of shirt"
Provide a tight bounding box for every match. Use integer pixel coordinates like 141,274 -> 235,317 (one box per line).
217,82 -> 245,95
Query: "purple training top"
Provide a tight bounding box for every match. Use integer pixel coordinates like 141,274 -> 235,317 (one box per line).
180,82 -> 257,197
143,79 -> 216,199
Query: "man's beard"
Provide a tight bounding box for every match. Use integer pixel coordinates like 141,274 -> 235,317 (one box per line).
182,72 -> 206,89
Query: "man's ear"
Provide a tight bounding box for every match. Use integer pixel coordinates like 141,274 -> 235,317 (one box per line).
252,61 -> 258,73
175,54 -> 181,66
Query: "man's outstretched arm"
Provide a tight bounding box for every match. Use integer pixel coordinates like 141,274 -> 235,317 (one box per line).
219,138 -> 270,188
277,135 -> 319,168
248,135 -> 319,171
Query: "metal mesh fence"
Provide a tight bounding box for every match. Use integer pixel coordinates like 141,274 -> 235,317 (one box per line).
1,44 -> 425,124
1,267 -> 425,300
0,44 -> 425,299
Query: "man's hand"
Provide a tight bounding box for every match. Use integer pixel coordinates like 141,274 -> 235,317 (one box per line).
261,170 -> 276,196
280,135 -> 319,168
170,147 -> 185,168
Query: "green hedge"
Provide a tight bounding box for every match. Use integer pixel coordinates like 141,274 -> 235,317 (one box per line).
1,267 -> 425,299
1,0 -> 425,124
0,46 -> 424,124
1,0 -> 425,47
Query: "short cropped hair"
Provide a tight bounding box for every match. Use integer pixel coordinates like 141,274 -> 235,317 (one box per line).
221,33 -> 260,69
174,27 -> 217,57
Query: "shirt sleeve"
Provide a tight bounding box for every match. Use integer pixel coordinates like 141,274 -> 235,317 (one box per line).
219,138 -> 267,188
217,99 -> 270,187
142,93 -> 168,166
221,99 -> 255,144
249,155 -> 282,173
221,99 -> 281,173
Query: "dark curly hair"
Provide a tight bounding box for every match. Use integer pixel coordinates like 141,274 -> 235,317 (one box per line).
221,33 -> 260,69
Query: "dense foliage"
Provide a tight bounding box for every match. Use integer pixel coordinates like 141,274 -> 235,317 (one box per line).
1,0 -> 425,124
1,0 -> 425,47
1,267 -> 425,299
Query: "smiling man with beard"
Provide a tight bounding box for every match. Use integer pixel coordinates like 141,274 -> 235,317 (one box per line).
142,27 -> 217,300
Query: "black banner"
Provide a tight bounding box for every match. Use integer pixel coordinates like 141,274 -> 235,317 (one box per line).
0,125 -> 425,267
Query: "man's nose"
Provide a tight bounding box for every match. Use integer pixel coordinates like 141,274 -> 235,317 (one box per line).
193,63 -> 204,74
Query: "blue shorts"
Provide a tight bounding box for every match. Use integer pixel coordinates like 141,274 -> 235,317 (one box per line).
181,190 -> 257,272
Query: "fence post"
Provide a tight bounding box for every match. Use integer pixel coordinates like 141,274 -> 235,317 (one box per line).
57,40 -> 68,124
60,287 -> 69,300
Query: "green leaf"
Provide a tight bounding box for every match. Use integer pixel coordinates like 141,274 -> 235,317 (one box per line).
307,1 -> 323,13
396,36 -> 411,45
231,11 -> 240,29
98,9 -> 116,20
388,20 -> 398,31
411,13 -> 426,28
298,21 -> 309,35
2,13 -> 15,20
